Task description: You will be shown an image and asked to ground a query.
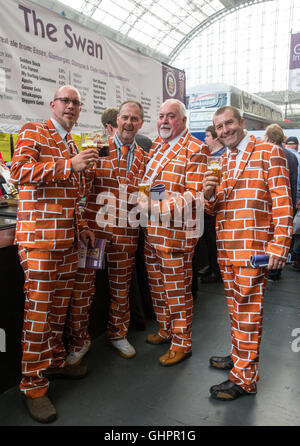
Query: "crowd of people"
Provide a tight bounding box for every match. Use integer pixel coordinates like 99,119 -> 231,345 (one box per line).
2,83 -> 299,422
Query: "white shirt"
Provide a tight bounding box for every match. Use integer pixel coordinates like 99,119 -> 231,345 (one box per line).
226,133 -> 250,178
50,118 -> 70,153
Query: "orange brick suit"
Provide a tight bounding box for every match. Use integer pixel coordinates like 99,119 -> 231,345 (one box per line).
205,135 -> 293,392
143,130 -> 209,352
67,139 -> 149,352
10,119 -> 92,398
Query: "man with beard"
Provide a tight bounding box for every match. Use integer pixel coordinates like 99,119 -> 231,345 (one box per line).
10,85 -> 98,422
139,99 -> 209,366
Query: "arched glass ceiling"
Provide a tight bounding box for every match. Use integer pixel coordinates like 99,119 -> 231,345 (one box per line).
56,0 -> 256,59
172,0 -> 300,121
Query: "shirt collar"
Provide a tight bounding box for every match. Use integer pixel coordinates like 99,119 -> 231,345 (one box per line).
114,132 -> 136,152
226,133 -> 250,156
51,118 -> 68,140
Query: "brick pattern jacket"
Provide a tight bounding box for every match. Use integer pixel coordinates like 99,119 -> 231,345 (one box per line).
10,119 -> 93,250
205,135 -> 293,266
143,130 -> 210,253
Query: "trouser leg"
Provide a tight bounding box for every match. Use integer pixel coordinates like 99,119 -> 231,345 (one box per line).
67,267 -> 96,353
220,264 -> 267,393
107,247 -> 136,340
18,245 -> 78,398
144,240 -> 194,352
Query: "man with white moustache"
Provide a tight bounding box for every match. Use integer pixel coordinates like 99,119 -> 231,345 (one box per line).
138,99 -> 209,366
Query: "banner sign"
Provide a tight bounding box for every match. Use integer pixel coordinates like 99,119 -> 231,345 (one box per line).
289,33 -> 300,91
0,0 -> 185,137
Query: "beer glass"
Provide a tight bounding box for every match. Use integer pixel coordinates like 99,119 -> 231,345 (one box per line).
207,156 -> 222,182
81,132 -> 109,157
138,182 -> 150,197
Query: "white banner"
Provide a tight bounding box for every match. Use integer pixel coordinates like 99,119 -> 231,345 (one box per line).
0,0 -> 185,137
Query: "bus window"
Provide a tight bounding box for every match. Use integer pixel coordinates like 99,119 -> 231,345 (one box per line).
231,93 -> 241,108
188,92 -> 228,110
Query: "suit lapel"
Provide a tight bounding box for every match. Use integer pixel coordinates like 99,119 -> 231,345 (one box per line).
148,130 -> 189,182
107,141 -> 119,181
225,136 -> 256,199
46,119 -> 71,160
127,144 -> 142,184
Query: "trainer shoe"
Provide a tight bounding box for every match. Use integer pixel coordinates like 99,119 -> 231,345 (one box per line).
110,338 -> 136,359
66,342 -> 91,366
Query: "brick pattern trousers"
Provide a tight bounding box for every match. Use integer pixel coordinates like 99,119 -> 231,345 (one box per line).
67,267 -> 96,353
106,247 -> 136,340
18,245 -> 78,398
220,264 -> 268,393
67,246 -> 136,348
144,239 -> 194,352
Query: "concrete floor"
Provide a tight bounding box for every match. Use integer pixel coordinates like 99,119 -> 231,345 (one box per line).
1,264 -> 300,427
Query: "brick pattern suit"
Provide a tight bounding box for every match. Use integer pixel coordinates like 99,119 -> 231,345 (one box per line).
10,119 -> 92,398
143,130 -> 209,352
67,139 -> 149,352
205,135 -> 293,392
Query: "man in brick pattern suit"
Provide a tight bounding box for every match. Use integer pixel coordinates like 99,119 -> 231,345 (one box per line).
66,100 -> 149,362
139,99 -> 210,367
203,106 -> 293,400
10,85 -> 99,423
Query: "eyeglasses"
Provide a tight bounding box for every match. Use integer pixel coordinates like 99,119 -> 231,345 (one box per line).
54,97 -> 82,107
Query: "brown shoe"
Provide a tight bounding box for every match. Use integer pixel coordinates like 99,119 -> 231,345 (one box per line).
43,363 -> 88,380
23,394 -> 57,423
146,333 -> 171,345
159,349 -> 192,367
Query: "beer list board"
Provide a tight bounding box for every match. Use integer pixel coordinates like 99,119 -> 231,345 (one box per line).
0,0 -> 186,137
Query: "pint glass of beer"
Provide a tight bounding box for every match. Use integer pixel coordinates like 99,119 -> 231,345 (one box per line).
207,156 -> 222,182
81,132 -> 99,168
138,182 -> 150,197
95,131 -> 110,157
81,132 -> 98,152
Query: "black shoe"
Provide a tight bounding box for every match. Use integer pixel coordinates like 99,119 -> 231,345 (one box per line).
209,355 -> 233,370
209,380 -> 248,401
200,273 -> 222,284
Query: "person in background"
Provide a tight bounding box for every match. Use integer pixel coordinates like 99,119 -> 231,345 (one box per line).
10,85 -> 98,423
66,101 -> 149,364
285,137 -> 300,199
264,124 -> 298,281
203,106 -> 292,401
139,99 -> 209,367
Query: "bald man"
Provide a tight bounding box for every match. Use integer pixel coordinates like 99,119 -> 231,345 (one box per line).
10,85 -> 98,423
